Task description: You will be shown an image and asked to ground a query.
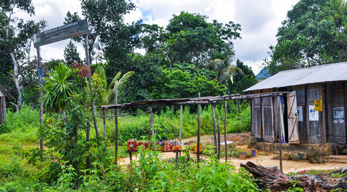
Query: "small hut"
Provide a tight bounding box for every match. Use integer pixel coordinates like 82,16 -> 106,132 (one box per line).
245,62 -> 347,151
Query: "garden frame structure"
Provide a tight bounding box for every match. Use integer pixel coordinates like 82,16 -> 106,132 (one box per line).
100,91 -> 288,169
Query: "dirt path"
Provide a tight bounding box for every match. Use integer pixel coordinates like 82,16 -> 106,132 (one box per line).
119,133 -> 347,173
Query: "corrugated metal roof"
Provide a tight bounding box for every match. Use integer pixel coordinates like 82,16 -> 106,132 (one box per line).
245,62 -> 347,92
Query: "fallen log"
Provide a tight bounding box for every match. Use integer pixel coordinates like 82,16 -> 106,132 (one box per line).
240,162 -> 334,192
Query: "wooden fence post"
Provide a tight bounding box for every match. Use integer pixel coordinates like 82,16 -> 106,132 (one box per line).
212,104 -> 217,155
224,100 -> 228,162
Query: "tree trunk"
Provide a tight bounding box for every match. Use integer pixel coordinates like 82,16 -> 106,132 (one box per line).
84,35 -> 99,138
10,53 -> 22,111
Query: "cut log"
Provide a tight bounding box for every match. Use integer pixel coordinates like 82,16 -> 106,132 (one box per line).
240,161 -> 333,191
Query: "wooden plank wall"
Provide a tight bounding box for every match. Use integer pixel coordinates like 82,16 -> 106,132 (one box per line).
330,82 -> 346,143
251,81 -> 347,145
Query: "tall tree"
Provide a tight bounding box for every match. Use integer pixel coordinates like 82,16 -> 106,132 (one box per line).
0,0 -> 46,111
267,0 -> 347,75
64,40 -> 81,65
164,12 -> 241,67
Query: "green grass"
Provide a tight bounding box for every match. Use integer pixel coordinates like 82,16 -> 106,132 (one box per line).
287,169 -> 335,176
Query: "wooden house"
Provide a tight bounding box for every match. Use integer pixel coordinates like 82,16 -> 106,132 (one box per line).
245,62 -> 347,146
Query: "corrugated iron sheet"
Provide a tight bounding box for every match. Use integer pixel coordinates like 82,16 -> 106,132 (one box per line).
245,62 -> 347,92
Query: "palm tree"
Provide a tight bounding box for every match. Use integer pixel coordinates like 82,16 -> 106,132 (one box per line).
209,58 -> 243,83
108,71 -> 135,105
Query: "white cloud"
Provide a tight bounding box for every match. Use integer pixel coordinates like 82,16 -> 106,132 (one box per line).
26,0 -> 299,74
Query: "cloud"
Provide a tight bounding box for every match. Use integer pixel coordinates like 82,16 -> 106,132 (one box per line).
26,0 -> 299,74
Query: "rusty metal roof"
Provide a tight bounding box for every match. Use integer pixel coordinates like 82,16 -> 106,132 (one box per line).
245,62 -> 347,92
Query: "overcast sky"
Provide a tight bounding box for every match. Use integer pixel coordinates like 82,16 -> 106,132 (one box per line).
27,0 -> 299,74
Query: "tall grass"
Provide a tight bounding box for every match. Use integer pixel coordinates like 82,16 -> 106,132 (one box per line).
0,102 -> 251,145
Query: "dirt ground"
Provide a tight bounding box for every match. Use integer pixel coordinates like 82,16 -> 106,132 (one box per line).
119,133 -> 347,174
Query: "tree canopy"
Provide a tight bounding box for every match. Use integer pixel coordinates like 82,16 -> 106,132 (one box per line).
266,0 -> 347,75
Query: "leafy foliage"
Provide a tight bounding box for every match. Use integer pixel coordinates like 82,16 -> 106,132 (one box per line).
267,0 -> 347,74
151,63 -> 225,99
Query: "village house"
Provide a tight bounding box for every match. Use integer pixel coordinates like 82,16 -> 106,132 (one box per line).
245,62 -> 347,154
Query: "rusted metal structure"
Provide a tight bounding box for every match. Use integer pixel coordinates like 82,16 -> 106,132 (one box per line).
245,62 -> 347,150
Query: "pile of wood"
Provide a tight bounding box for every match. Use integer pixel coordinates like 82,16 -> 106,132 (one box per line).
240,162 -> 334,191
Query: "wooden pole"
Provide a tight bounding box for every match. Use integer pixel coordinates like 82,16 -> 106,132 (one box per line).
198,92 -> 201,117
102,109 -> 106,139
237,100 -> 241,115
150,106 -> 154,138
217,111 -> 221,160
180,105 -> 183,145
197,116 -> 201,163
212,104 -> 217,155
36,47 -> 44,161
115,108 -> 118,165
224,100 -> 228,162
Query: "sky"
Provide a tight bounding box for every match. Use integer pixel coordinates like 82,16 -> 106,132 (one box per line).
26,0 -> 299,74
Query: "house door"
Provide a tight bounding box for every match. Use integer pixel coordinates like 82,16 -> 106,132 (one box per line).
287,91 -> 300,143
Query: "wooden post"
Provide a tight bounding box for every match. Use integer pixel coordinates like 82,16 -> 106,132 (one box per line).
37,47 -> 44,161
180,105 -> 183,145
115,107 -> 119,165
237,100 -> 241,115
224,100 -> 228,162
212,104 -> 217,155
197,116 -> 201,163
320,85 -> 326,144
150,106 -> 154,138
198,92 -> 201,117
278,99 -> 283,172
102,109 -> 106,139
260,96 -> 263,141
217,111 -> 221,160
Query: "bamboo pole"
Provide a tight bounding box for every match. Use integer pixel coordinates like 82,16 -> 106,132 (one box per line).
212,104 -> 217,155
224,100 -> 228,162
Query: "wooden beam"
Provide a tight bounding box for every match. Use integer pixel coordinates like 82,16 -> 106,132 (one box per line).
100,92 -> 287,110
